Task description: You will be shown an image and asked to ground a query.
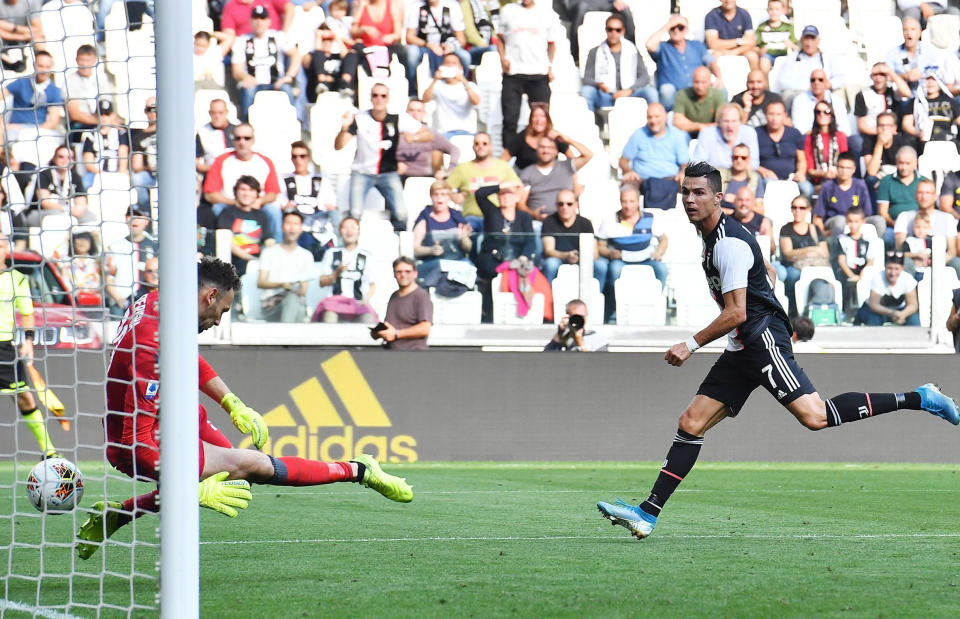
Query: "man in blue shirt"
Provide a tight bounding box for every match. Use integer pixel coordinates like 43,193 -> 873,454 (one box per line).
619,102 -> 689,186
2,50 -> 63,137
704,0 -> 759,70
756,99 -> 809,190
691,103 -> 759,170
645,14 -> 722,111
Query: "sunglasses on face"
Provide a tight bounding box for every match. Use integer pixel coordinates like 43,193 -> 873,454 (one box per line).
291,153 -> 309,159
606,27 -> 623,32
791,206 -> 810,210
234,135 -> 253,141
810,77 -> 826,82
670,25 -> 686,31
145,106 -> 156,112
732,154 -> 749,160
371,93 -> 388,99
816,109 -> 832,115
556,201 -> 576,206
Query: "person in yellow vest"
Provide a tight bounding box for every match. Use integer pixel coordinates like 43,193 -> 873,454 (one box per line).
0,234 -> 56,458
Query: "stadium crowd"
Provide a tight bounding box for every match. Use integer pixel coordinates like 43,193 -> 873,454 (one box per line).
4,0 -> 960,335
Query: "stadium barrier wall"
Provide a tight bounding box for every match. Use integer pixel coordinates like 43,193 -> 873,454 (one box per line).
14,349 -> 960,463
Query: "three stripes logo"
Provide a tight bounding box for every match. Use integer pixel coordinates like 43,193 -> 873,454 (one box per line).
238,351 -> 418,462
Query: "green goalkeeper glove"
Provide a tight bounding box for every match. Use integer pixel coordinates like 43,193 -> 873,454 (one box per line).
221,392 -> 269,449
198,472 -> 252,517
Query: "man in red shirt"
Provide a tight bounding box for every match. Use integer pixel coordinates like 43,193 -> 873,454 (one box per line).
76,258 -> 413,559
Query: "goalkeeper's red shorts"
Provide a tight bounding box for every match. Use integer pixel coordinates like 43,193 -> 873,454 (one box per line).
107,404 -> 233,482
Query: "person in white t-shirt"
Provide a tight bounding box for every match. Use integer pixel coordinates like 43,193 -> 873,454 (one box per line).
230,6 -> 300,122
422,53 -> 480,137
854,251 -> 920,325
65,44 -> 103,148
403,0 -> 470,97
496,0 -> 560,144
257,211 -> 315,323
892,177 -> 960,278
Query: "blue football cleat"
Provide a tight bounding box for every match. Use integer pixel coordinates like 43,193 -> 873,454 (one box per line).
597,498 -> 657,540
917,384 -> 960,425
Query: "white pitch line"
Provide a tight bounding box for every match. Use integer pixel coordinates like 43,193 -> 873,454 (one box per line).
246,488 -> 960,496
200,532 -> 960,545
0,600 -> 87,619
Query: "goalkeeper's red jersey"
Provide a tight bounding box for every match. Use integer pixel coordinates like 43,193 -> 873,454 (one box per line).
106,290 -> 218,446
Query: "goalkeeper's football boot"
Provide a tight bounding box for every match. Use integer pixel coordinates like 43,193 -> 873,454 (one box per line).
351,453 -> 413,503
597,498 -> 657,540
76,500 -> 124,560
917,383 -> 960,425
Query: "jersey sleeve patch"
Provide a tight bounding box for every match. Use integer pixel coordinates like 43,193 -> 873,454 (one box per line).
713,236 -> 754,294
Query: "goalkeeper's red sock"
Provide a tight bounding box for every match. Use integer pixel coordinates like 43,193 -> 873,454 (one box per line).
267,456 -> 356,486
118,490 -> 160,527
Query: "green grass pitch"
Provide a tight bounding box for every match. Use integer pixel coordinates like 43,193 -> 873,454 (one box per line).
2,461 -> 960,618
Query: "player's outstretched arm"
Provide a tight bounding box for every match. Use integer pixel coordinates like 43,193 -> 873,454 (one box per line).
665,288 -> 747,367
200,372 -> 270,450
199,471 -> 252,517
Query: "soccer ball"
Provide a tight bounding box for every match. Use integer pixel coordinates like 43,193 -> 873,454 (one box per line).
26,458 -> 84,513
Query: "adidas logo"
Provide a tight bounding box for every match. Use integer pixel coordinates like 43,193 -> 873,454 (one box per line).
776,390 -> 787,400
238,351 -> 418,462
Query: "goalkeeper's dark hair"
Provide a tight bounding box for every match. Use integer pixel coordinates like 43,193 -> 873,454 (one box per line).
683,161 -> 723,195
198,257 -> 241,293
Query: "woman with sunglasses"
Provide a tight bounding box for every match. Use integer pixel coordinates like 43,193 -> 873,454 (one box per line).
803,101 -> 848,196
778,195 -> 828,317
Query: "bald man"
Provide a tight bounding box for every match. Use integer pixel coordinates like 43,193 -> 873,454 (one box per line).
731,70 -> 783,128
672,66 -> 726,138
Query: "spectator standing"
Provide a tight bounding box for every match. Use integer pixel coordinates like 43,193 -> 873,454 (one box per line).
893,178 -> 960,277
619,102 -> 688,208
203,123 -> 283,240
422,53 -> 480,137
854,251 -> 920,325
81,99 -> 129,189
854,63 -> 912,145
373,256 -> 433,350
216,175 -> 275,278
792,68 -> 851,136
474,181 -> 536,283
693,103 -> 760,170
257,210 -> 313,322
544,298 -> 607,351
65,45 -> 102,147
412,181 -> 473,283
835,206 -> 875,315
2,51 -> 63,138
518,135 -> 592,221
876,146 -> 924,247
719,143 -> 765,212
396,98 -> 460,181
596,184 -> 669,319
755,0 -> 796,73
447,131 -> 520,229
579,14 -> 656,112
29,145 -> 91,226
315,217 -> 378,323
540,189 -> 597,282
196,99 -> 237,175
704,0 -> 759,70
886,17 -> 939,91
282,141 -> 337,259
779,195 -> 829,317
755,99 -> 807,186
813,152 -> 882,238
731,70 -> 782,128
672,66 -> 726,138
496,0 -> 559,145
646,14 -> 722,112
230,6 -> 300,122
459,0 -> 498,64
803,101 -> 849,196
130,96 -> 158,210
502,104 -> 572,171
104,206 -> 159,317
335,83 -> 430,231
403,0 -> 470,97
774,26 -> 844,110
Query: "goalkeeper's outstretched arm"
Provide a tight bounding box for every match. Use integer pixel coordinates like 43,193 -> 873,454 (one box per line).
199,356 -> 269,449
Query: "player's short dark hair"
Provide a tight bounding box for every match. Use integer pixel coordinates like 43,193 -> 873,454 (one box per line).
194,31 -> 211,42
290,140 -> 310,154
876,110 -> 897,124
791,316 -> 815,342
837,151 -> 857,164
282,209 -> 304,223
198,256 -> 241,293
77,44 -> 97,57
233,174 -> 261,195
684,161 -> 723,195
764,99 -> 786,114
35,50 -> 53,62
605,14 -> 624,28
846,205 -> 865,218
393,256 -> 417,271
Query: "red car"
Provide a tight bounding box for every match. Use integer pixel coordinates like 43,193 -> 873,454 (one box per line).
11,250 -> 104,349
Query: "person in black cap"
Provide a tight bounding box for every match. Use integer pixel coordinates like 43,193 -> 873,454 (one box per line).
774,24 -> 844,111
229,5 -> 300,122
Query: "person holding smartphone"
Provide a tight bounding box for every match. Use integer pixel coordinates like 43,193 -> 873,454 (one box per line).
543,298 -> 607,352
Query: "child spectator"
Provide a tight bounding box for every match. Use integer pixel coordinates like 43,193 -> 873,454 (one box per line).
60,231 -> 102,299
835,206 -> 874,315
194,31 -> 225,89
903,210 -> 933,279
755,0 -> 796,73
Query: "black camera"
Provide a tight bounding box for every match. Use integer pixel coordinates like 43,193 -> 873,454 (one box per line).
568,314 -> 585,331
369,322 -> 387,340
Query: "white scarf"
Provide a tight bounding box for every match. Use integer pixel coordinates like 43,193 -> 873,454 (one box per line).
595,39 -> 639,92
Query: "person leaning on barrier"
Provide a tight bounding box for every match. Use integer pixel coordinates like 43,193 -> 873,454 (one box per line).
543,299 -> 607,352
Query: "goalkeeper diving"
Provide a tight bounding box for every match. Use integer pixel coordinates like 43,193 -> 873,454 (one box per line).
77,257 -> 413,559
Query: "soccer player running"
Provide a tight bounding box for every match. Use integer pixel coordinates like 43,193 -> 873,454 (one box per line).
77,257 -> 413,559
0,235 -> 58,458
597,162 -> 959,540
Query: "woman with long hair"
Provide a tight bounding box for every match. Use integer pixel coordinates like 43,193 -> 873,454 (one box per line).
501,103 -> 574,170
803,101 -> 848,193
29,145 -> 90,226
777,195 -> 828,317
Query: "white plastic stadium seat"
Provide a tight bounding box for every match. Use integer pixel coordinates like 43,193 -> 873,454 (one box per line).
615,265 -> 666,326
39,0 -> 97,75
674,274 -> 720,327
403,176 -> 435,231
762,180 -> 800,235
551,264 -> 604,327
429,288 -> 482,325
491,274 -> 545,325
794,266 -> 842,316
917,268 -> 960,328
608,97 -> 647,165
239,261 -> 265,321
577,12 -> 611,73
679,0 -> 720,42
716,55 -> 750,101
